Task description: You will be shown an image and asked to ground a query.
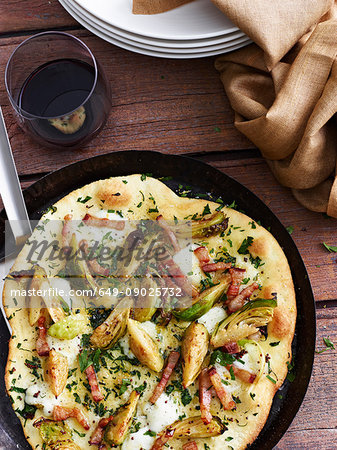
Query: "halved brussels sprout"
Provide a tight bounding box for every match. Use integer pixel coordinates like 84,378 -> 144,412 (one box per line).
28,266 -> 65,324
105,390 -> 140,445
128,318 -> 164,372
191,211 -> 228,238
33,418 -> 81,450
45,349 -> 68,397
163,415 -> 225,440
66,233 -> 97,292
173,279 -> 229,322
48,314 -> 88,340
90,299 -> 130,349
132,278 -> 158,322
211,298 -> 277,348
181,322 -> 209,388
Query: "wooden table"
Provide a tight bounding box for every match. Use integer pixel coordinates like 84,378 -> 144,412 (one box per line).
0,1 -> 336,448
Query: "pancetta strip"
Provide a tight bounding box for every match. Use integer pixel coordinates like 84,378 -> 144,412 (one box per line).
85,365 -> 104,402
53,405 -> 90,430
227,282 -> 259,314
150,351 -> 180,404
208,367 -> 236,410
36,316 -> 50,357
199,368 -> 213,425
156,215 -> 180,253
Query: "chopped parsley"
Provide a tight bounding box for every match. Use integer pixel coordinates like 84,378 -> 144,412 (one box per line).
316,336 -> 335,354
286,226 -> 294,234
77,195 -> 92,203
144,430 -> 156,437
181,388 -> 192,406
202,204 -> 211,216
270,341 -> 280,347
238,236 -> 254,254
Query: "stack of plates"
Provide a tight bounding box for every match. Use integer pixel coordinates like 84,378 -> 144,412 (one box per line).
58,0 -> 252,58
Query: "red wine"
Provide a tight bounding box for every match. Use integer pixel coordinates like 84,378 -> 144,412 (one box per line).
18,58 -> 110,147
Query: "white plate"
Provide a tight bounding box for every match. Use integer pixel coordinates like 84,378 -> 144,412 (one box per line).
59,0 -> 251,59
74,0 -> 239,40
68,0 -> 246,48
65,0 -> 251,53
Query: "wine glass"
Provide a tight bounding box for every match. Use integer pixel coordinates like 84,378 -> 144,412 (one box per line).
5,31 -> 111,149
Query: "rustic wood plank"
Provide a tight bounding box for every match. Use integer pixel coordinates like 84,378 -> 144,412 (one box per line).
0,0 -> 77,34
0,29 -> 253,176
276,429 -> 337,449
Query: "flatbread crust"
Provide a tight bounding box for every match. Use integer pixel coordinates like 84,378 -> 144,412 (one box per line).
3,175 -> 296,449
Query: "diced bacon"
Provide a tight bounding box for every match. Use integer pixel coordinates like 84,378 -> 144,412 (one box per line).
227,365 -> 256,384
202,262 -> 231,272
223,342 -> 240,354
79,240 -> 110,277
53,405 -> 90,430
227,282 -> 259,314
150,351 -> 180,404
156,215 -> 180,253
62,214 -> 73,248
83,213 -> 125,230
85,365 -> 104,402
208,367 -> 236,410
36,316 -> 50,357
194,246 -> 210,265
160,259 -> 198,298
89,416 -> 113,445
151,428 -> 175,450
183,442 -> 198,450
199,368 -> 213,425
226,268 -> 246,301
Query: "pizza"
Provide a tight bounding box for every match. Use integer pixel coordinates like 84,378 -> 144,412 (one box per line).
3,175 -> 296,450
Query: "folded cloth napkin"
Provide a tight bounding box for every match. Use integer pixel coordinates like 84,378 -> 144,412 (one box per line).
214,0 -> 337,217
133,0 -> 193,14
133,0 -> 337,218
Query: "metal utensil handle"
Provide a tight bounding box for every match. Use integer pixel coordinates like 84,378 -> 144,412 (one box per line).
0,106 -> 31,242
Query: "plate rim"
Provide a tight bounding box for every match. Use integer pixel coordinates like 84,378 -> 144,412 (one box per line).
72,0 -> 240,40
66,0 -> 247,48
59,0 -> 252,59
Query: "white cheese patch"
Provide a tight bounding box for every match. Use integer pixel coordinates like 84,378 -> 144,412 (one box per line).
119,333 -> 134,358
214,364 -> 240,395
234,254 -> 259,287
95,210 -> 125,222
143,393 -> 181,433
46,334 -> 82,366
25,382 -> 58,417
197,306 -> 227,334
121,427 -> 155,450
173,244 -> 205,287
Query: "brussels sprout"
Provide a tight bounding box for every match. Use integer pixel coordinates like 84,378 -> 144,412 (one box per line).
128,319 -> 164,372
45,349 -> 68,397
191,211 -> 228,238
155,416 -> 225,446
66,233 -> 97,292
34,418 -> 81,450
211,298 -> 277,348
105,390 -> 140,445
48,314 -> 87,340
181,322 -> 209,388
90,300 -> 130,349
132,278 -> 158,322
28,266 -> 65,324
173,279 -> 229,322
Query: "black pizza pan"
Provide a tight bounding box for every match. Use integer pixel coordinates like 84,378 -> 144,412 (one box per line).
0,150 -> 316,449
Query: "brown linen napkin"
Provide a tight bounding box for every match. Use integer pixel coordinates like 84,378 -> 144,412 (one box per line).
133,0 -> 193,14
214,0 -> 337,217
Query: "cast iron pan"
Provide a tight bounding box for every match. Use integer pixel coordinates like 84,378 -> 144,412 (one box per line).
0,151 -> 316,449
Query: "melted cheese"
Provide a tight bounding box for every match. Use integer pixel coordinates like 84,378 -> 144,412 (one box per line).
197,306 -> 227,334
143,393 -> 181,433
173,244 -> 205,286
46,334 -> 81,366
121,427 -> 155,450
25,382 -> 58,416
